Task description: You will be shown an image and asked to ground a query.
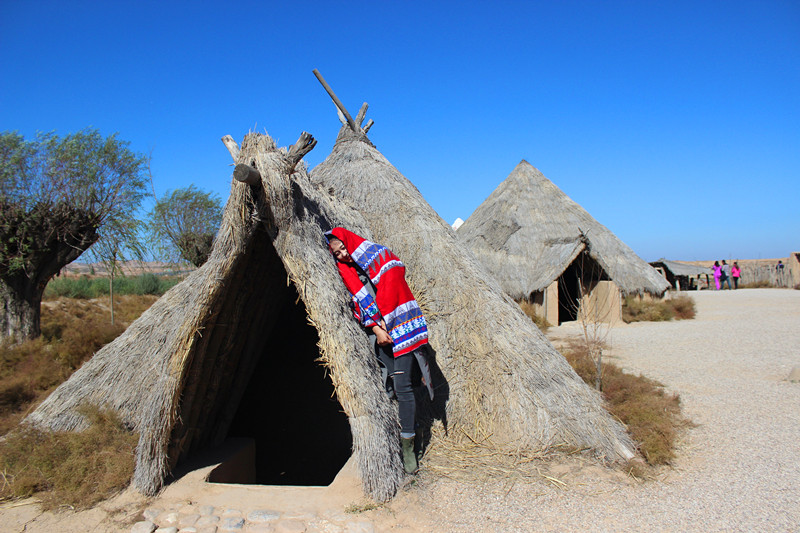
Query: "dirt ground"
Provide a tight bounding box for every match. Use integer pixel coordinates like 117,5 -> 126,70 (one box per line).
2,288 -> 799,532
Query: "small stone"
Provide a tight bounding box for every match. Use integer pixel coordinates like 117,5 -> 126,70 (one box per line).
155,528 -> 179,533
157,512 -> 180,526
178,529 -> 198,533
274,520 -> 306,533
222,509 -> 243,517
788,365 -> 800,382
219,516 -> 245,531
283,513 -> 316,522
144,509 -> 164,522
180,514 -> 200,527
196,527 -> 218,533
196,515 -> 221,526
344,522 -> 374,533
247,510 -> 281,523
244,525 -> 275,533
309,522 -> 342,533
131,521 -> 157,533
198,505 -> 216,516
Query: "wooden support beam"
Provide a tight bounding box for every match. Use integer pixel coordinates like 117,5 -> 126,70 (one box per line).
233,164 -> 261,185
312,69 -> 357,132
363,119 -> 374,134
287,131 -> 318,168
355,102 -> 369,127
221,135 -> 240,162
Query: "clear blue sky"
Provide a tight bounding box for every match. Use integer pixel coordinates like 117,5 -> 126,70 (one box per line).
2,0 -> 798,261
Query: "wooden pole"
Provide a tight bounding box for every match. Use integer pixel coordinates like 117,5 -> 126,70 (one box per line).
233,164 -> 261,185
312,69 -> 357,132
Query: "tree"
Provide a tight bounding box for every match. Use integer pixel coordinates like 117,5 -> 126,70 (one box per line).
0,129 -> 148,341
146,185 -> 223,267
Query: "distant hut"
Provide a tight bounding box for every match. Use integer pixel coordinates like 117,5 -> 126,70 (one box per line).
458,160 -> 669,325
310,85 -> 635,470
649,258 -> 711,291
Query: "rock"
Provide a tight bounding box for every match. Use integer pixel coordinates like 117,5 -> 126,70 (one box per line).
196,527 -> 219,533
144,509 -> 164,522
274,520 -> 306,533
178,529 -> 198,533
131,521 -> 157,533
244,524 -> 275,533
198,505 -> 216,516
221,508 -> 243,517
155,528 -> 179,533
247,510 -> 281,523
157,512 -> 180,527
196,515 -> 221,526
788,366 -> 800,382
180,514 -> 200,527
218,516 -> 245,531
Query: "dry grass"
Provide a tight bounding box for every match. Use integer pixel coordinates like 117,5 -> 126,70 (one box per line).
0,404 -> 138,509
517,300 -> 550,332
562,340 -> 692,465
622,294 -> 696,323
0,295 -> 157,435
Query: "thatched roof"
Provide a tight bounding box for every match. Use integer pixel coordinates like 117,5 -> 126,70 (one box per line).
311,108 -> 635,465
651,258 -> 711,277
26,132 -> 405,501
457,160 -> 670,299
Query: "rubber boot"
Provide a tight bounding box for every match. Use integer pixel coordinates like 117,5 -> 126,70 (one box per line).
401,437 -> 418,474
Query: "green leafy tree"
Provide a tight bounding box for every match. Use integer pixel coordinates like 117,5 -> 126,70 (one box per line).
0,129 -> 148,341
146,185 -> 223,267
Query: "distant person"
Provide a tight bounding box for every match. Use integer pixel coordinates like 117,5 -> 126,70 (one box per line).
720,260 -> 732,290
712,261 -> 722,290
776,260 -> 786,287
731,261 -> 741,289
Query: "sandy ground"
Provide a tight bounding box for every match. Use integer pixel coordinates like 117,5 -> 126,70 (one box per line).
2,288 -> 798,532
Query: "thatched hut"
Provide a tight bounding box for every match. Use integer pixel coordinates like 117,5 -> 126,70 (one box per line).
26,131 -> 407,501
310,101 -> 635,468
458,160 -> 670,325
649,258 -> 711,290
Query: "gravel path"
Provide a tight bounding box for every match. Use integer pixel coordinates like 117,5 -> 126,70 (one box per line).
419,288 -> 800,532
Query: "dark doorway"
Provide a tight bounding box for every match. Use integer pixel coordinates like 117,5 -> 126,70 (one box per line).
558,261 -> 581,324
226,284 -> 353,486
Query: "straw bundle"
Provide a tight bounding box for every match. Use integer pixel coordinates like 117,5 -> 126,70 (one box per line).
458,160 -> 670,300
311,116 -> 636,463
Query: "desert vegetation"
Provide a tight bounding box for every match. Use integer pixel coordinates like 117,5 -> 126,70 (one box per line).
622,294 -> 696,323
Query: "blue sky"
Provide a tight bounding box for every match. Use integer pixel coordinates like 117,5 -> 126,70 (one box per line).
1,1 -> 798,261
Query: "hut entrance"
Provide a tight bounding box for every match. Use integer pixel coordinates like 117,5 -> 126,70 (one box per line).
224,281 -> 353,486
557,252 -> 608,325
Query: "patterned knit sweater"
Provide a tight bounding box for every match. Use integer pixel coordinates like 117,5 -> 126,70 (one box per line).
326,227 -> 428,357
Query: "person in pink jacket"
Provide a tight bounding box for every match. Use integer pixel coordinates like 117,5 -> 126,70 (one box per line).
731,262 -> 742,289
712,261 -> 722,290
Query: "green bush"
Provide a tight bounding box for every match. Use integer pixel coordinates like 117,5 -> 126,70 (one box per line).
45,273 -> 181,299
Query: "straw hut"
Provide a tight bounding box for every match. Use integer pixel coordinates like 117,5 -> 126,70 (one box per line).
458,160 -> 669,325
310,99 -> 635,468
26,131 -> 407,501
649,258 -> 711,291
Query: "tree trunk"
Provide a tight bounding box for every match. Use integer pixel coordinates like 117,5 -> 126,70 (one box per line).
0,278 -> 43,342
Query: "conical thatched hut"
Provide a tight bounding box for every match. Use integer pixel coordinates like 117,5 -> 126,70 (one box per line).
26,131 -> 407,501
310,101 -> 635,466
458,160 -> 670,325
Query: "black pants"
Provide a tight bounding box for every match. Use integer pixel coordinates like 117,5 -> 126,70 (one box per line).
371,335 -> 416,438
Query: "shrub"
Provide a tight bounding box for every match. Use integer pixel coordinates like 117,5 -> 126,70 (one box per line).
517,300 -> 549,332
0,405 -> 138,509
622,297 -> 673,323
562,340 -> 692,465
44,273 -> 180,299
668,295 -> 696,320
